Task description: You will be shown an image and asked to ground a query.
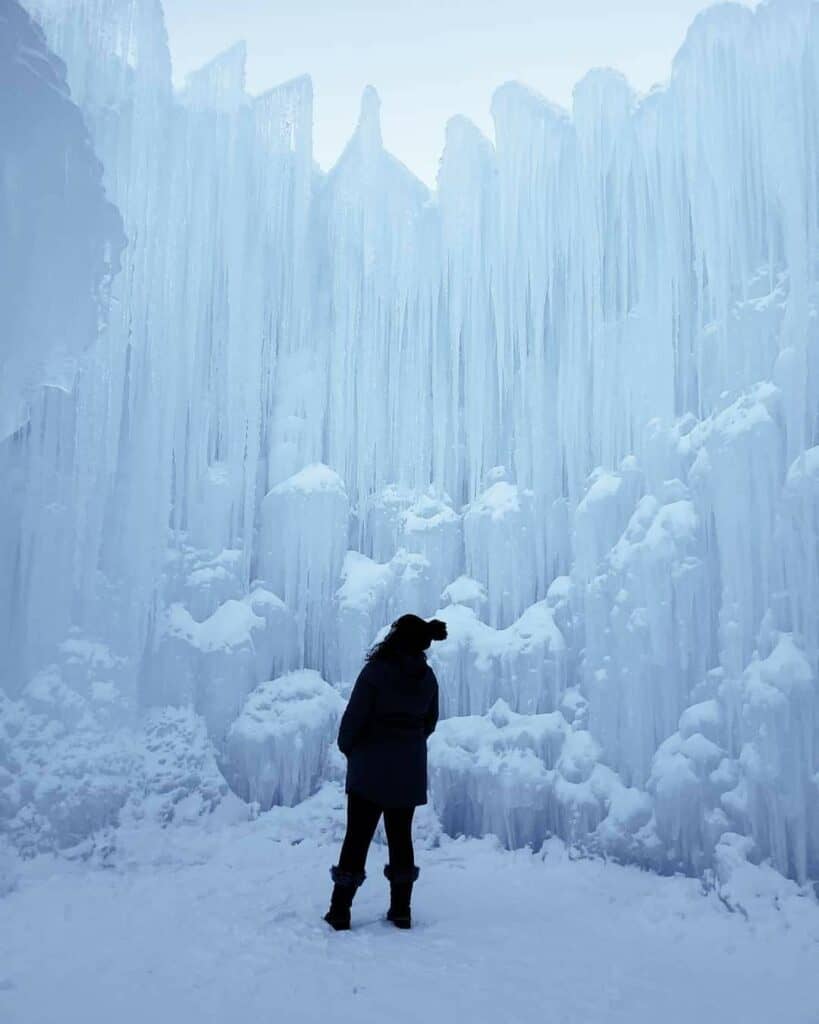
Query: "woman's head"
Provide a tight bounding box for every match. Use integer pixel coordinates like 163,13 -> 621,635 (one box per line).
367,614 -> 448,661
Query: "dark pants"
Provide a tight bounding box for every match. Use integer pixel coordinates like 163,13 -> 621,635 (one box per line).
338,792 -> 415,874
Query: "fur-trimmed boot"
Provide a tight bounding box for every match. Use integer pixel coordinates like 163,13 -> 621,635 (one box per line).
384,864 -> 420,929
324,866 -> 366,931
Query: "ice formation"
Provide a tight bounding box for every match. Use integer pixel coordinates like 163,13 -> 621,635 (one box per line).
0,673 -> 238,857
429,698 -> 652,857
1,0 -> 818,881
0,0 -> 123,438
223,670 -> 344,809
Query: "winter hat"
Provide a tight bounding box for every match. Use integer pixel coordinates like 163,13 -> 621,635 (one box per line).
391,614 -> 448,653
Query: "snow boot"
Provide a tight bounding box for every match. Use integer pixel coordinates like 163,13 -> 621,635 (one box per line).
384,864 -> 420,929
324,866 -> 365,931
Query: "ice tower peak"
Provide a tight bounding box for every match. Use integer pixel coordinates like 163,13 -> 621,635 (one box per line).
444,114 -> 492,151
490,80 -> 570,138
438,115 -> 495,196
356,85 -> 383,150
183,40 -> 247,111
673,1 -> 755,76
572,67 -> 633,110
572,68 -> 633,149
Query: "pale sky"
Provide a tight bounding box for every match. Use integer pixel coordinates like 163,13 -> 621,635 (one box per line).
162,0 -> 752,186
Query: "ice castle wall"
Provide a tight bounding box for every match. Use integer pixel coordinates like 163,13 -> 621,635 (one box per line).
2,0 -> 818,878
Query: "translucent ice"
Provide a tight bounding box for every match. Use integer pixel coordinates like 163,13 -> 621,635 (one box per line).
0,0 -> 123,438
3,0 -> 818,879
224,671 -> 344,809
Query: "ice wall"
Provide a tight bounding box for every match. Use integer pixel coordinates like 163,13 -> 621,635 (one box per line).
2,0 -> 818,879
0,0 -> 123,439
223,670 -> 344,809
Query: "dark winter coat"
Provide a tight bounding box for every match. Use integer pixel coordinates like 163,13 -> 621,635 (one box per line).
337,653 -> 439,809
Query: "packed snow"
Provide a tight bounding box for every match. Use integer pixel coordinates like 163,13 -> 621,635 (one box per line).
1,791 -> 818,1024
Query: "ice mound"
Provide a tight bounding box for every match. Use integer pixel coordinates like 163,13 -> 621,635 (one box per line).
644,634 -> 818,877
399,493 -> 463,602
721,635 -> 817,880
360,485 -> 417,561
464,481 -> 538,627
149,588 -> 296,741
429,602 -> 567,718
441,575 -> 488,613
135,707 -> 238,826
711,831 -> 819,927
260,464 -> 349,672
0,675 -> 233,857
781,447 -> 819,661
334,550 -> 400,683
573,464 -> 644,585
337,490 -> 464,662
333,547 -> 448,681
429,700 -> 650,853
223,671 -> 344,809
647,717 -> 734,875
0,683 -> 134,856
182,549 -> 245,622
581,478 -> 704,786
161,546 -> 243,611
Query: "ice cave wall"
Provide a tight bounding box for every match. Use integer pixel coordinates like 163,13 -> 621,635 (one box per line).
1,0 -> 818,880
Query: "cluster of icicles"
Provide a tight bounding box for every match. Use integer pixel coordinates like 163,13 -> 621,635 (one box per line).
1,0 -> 818,881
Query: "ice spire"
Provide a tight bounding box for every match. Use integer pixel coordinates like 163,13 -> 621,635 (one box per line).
357,84 -> 383,151
183,40 -> 248,111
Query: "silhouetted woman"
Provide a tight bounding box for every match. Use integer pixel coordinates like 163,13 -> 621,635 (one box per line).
324,614 -> 447,931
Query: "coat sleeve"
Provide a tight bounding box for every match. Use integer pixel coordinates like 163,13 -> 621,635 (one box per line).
337,664 -> 376,756
423,673 -> 439,738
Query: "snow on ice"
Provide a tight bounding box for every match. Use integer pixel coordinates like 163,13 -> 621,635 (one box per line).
224,670 -> 344,809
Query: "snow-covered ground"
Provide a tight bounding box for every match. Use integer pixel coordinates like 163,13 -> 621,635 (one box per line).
2,786 -> 818,1024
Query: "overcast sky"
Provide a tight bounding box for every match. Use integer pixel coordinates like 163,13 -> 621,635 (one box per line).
161,0 -> 751,186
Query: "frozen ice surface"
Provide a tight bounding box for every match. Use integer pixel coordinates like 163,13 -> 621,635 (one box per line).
224,670 -> 344,809
1,0 -> 819,882
441,574 -> 488,612
148,590 -> 295,741
0,0 -> 123,438
399,493 -> 463,604
464,481 -> 539,627
0,673 -> 238,855
260,465 -> 349,674
430,602 -> 567,718
429,699 -> 651,854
